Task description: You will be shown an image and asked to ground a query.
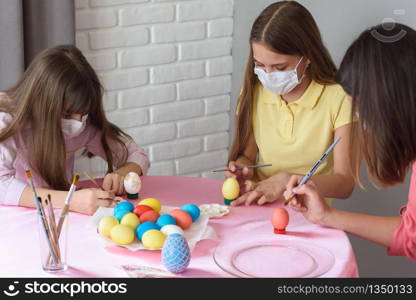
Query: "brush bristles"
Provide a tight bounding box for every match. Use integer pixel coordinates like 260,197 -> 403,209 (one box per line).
25,170 -> 32,179
73,173 -> 80,185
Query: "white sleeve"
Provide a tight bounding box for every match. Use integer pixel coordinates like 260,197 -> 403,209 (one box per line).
0,112 -> 27,206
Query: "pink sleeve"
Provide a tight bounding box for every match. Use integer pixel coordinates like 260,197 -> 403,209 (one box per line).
85,127 -> 150,175
0,112 -> 27,206
388,164 -> 416,259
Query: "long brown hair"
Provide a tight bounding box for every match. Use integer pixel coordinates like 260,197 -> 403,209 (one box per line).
0,45 -> 130,190
336,23 -> 416,187
229,1 -> 337,162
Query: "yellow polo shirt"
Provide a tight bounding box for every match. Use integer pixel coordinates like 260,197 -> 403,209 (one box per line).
252,80 -> 352,183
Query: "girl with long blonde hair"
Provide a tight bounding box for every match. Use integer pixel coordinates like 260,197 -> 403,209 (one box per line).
0,45 -> 149,215
227,1 -> 354,206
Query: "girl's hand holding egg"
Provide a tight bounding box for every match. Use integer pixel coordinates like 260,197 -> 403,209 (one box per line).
103,172 -> 125,195
225,161 -> 254,194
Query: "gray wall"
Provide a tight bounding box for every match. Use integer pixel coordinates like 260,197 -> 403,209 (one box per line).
0,0 -> 24,90
232,0 -> 416,277
0,0 -> 75,91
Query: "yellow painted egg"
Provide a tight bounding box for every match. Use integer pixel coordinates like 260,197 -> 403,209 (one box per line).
110,224 -> 135,245
142,229 -> 166,249
139,198 -> 162,212
222,177 -> 240,200
120,213 -> 140,230
98,216 -> 119,238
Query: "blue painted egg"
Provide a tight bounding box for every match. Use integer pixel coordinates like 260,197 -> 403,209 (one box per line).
136,221 -> 161,240
114,201 -> 134,213
162,234 -> 191,274
114,209 -> 131,222
180,204 -> 200,222
157,214 -> 177,228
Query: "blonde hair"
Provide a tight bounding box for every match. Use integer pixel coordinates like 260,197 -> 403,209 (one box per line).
229,1 -> 337,162
1,45 -> 130,189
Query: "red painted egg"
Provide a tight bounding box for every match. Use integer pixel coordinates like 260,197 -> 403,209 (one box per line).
169,209 -> 192,230
271,208 -> 289,234
139,210 -> 160,223
133,205 -> 153,217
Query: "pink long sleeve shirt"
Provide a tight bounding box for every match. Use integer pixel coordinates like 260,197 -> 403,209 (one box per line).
388,162 -> 416,259
0,95 -> 150,206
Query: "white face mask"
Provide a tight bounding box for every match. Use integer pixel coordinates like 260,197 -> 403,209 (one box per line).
254,57 -> 305,95
61,114 -> 88,138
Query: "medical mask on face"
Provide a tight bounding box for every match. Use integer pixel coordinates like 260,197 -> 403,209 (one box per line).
254,57 -> 305,95
61,114 -> 88,138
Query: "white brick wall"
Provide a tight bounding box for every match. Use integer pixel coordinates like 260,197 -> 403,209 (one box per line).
74,0 -> 233,180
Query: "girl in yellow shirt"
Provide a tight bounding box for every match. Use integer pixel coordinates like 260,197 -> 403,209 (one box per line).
226,1 -> 354,206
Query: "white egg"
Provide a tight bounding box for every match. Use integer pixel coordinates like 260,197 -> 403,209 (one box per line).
123,172 -> 141,194
160,224 -> 184,236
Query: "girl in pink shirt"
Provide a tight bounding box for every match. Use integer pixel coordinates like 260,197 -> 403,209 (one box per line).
285,23 -> 416,259
0,45 -> 150,215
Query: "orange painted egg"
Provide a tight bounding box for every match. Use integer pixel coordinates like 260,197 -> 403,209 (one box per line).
169,209 -> 192,230
271,208 -> 289,233
133,205 -> 153,217
139,210 -> 160,223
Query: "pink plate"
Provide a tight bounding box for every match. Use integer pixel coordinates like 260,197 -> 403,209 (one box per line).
213,237 -> 335,277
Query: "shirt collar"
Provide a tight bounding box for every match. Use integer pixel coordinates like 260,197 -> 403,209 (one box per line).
261,79 -> 324,109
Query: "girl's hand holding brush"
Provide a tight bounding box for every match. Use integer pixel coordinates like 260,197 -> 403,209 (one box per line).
222,157 -> 256,195
284,175 -> 331,225
71,188 -> 115,215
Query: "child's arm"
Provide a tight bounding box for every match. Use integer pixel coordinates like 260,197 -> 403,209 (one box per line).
322,208 -> 401,247
113,162 -> 142,177
85,129 -> 150,195
18,186 -> 115,215
309,124 -> 355,199
226,131 -> 258,182
286,178 -> 401,248
231,124 -> 354,206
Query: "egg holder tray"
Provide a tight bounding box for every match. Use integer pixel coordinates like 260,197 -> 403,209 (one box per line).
88,206 -> 217,251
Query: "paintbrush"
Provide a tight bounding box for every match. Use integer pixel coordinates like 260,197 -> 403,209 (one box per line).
45,175 -> 80,265
56,174 -> 79,236
211,163 -> 273,173
45,196 -> 61,263
84,172 -> 120,205
25,170 -> 59,264
284,137 -> 342,206
46,195 -> 57,236
84,172 -> 105,190
46,195 -> 59,247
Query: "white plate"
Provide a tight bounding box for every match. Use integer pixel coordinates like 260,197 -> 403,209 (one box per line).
213,237 -> 335,277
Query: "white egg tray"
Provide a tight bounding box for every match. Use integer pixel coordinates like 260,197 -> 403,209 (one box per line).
89,206 -> 216,251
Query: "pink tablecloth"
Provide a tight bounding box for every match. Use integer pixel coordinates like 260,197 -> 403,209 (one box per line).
0,176 -> 358,277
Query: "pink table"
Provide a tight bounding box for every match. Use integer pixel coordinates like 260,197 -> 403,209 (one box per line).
0,176 -> 358,277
